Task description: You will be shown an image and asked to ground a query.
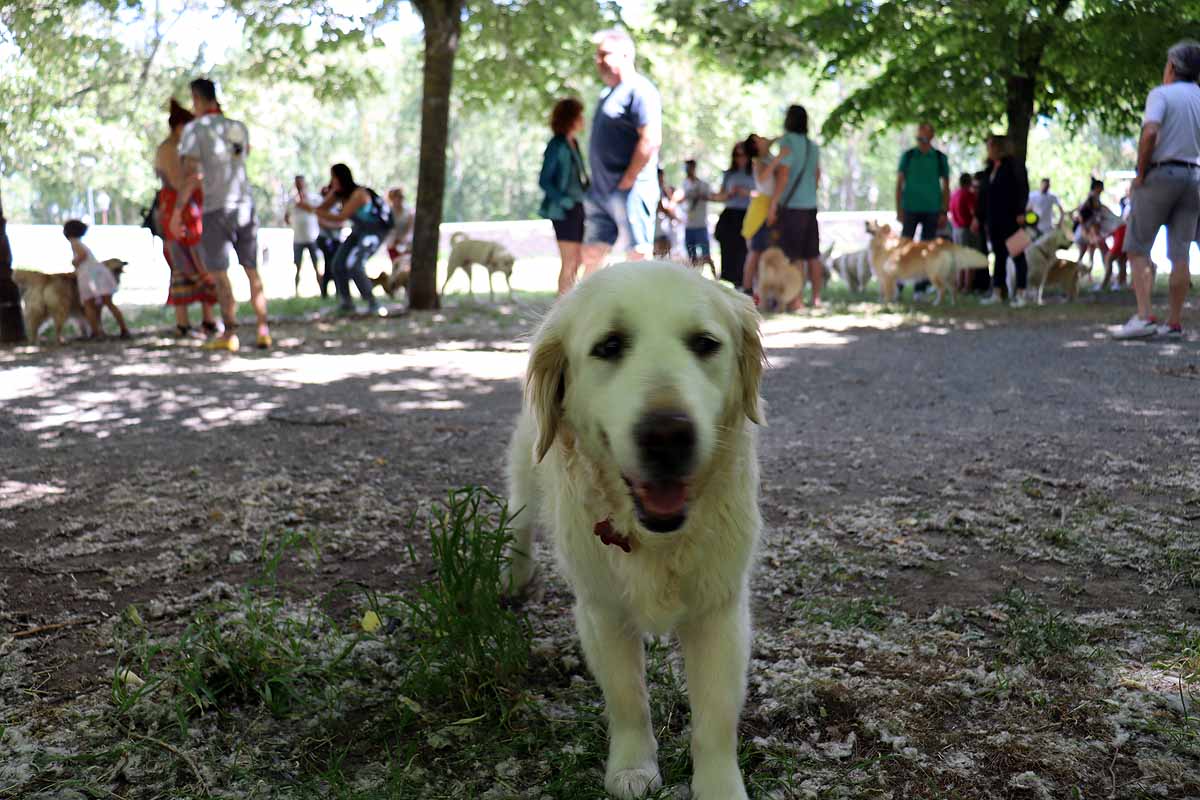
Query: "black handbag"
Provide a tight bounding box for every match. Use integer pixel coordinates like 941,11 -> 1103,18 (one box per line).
141,193 -> 162,239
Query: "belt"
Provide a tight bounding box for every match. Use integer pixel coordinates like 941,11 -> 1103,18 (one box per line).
1150,160 -> 1200,170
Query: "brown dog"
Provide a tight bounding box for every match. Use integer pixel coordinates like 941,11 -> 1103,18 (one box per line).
370,263 -> 410,302
14,259 -> 126,344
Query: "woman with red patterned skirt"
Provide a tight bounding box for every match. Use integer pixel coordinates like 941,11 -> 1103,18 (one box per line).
154,99 -> 217,337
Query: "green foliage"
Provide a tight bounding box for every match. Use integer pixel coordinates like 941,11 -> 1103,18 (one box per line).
997,586 -> 1086,663
656,0 -> 1200,154
379,487 -> 531,711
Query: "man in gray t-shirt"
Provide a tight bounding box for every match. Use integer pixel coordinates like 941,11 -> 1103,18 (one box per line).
174,78 -> 270,350
581,29 -> 662,277
1113,40 -> 1200,340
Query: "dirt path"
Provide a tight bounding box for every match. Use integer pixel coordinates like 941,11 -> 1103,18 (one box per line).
2,296 -> 1198,798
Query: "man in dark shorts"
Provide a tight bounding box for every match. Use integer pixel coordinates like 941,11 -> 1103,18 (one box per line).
581,29 -> 662,276
173,78 -> 270,351
767,105 -> 823,308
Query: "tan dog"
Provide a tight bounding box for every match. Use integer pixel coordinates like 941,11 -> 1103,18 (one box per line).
440,231 -> 515,302
370,262 -> 410,302
1023,218 -> 1075,303
755,245 -> 833,314
14,259 -> 126,344
867,224 -> 986,304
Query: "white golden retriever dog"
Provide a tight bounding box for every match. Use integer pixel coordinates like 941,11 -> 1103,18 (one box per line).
505,261 -> 765,799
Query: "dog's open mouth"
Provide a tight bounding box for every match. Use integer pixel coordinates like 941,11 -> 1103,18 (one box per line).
626,477 -> 689,533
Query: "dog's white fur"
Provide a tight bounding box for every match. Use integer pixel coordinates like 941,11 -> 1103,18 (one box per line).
827,247 -> 873,292
505,261 -> 765,800
441,231 -> 515,302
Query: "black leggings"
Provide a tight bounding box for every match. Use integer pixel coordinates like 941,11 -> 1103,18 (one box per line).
331,223 -> 385,308
990,227 -> 1028,292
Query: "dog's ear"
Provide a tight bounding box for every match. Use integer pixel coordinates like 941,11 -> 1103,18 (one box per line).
730,291 -> 766,425
526,321 -> 567,462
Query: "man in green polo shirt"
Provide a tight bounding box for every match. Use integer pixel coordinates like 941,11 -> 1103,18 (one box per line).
896,122 -> 950,238
895,122 -> 950,297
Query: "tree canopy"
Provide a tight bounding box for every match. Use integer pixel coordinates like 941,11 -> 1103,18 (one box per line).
656,0 -> 1200,163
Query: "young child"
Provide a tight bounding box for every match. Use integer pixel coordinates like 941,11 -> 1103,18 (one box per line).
64,219 -> 131,340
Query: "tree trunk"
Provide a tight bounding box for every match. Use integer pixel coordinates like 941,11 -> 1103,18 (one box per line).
410,0 -> 463,311
1004,73 -> 1036,168
0,183 -> 28,344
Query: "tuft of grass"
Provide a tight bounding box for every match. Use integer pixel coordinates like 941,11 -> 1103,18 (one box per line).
793,594 -> 896,631
996,586 -> 1086,663
379,486 -> 531,712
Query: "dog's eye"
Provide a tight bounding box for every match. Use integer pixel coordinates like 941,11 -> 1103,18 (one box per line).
590,332 -> 627,361
687,333 -> 722,358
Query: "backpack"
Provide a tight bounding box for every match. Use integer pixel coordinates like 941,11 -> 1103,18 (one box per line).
365,188 -> 393,230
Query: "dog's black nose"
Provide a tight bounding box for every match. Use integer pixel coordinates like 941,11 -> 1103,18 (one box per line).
634,410 -> 696,478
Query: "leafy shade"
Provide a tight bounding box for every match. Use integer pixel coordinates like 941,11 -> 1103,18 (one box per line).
656,0 -> 1200,162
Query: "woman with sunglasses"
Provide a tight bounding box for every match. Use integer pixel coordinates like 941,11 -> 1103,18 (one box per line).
710,141 -> 756,288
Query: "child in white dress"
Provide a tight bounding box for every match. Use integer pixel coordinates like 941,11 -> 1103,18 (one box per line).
64,220 -> 130,339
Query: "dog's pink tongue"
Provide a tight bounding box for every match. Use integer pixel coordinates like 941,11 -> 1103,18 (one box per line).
636,481 -> 688,516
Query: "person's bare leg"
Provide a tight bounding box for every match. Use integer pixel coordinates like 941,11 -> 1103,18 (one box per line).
741,250 -> 760,293
1167,258 -> 1190,329
808,258 -> 824,307
83,300 -> 103,339
244,267 -> 270,338
174,304 -> 191,330
1129,253 -> 1155,321
210,271 -> 238,341
582,243 -> 611,276
201,303 -> 215,327
103,297 -> 130,337
557,242 -> 582,295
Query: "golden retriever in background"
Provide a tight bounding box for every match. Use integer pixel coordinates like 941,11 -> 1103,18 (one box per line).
867,223 -> 987,304
14,259 -> 126,344
440,231 -> 515,302
504,261 -> 765,800
755,245 -> 833,313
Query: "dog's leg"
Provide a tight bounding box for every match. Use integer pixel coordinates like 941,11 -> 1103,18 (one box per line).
505,272 -> 513,301
440,268 -> 454,299
576,602 -> 660,799
677,598 -> 750,800
488,271 -> 495,304
502,424 -> 539,596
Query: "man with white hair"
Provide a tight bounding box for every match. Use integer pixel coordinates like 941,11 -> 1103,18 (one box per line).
1113,40 -> 1200,340
581,29 -> 662,275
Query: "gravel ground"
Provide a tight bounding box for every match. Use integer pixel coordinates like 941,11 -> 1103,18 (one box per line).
1,291 -> 1199,799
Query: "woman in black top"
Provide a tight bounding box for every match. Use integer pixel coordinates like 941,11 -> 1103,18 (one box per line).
979,135 -> 1030,305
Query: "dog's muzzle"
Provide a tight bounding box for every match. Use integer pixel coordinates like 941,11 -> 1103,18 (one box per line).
628,410 -> 696,533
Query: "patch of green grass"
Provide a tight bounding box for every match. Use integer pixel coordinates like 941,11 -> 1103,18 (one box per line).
996,586 -> 1086,663
375,486 -> 531,712
793,594 -> 897,631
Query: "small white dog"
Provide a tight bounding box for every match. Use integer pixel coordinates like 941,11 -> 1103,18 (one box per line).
441,231 -> 515,302
505,261 -> 765,800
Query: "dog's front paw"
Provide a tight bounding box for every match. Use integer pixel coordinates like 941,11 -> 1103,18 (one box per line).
605,763 -> 662,799
692,768 -> 748,800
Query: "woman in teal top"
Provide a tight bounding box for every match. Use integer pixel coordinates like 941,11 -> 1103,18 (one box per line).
539,98 -> 589,295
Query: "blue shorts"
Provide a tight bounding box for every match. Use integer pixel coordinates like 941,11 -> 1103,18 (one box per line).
685,228 -> 711,259
584,186 -> 656,253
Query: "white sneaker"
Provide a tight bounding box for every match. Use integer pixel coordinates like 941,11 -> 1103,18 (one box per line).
1156,323 -> 1183,340
1112,315 -> 1158,340
978,293 -> 1001,306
